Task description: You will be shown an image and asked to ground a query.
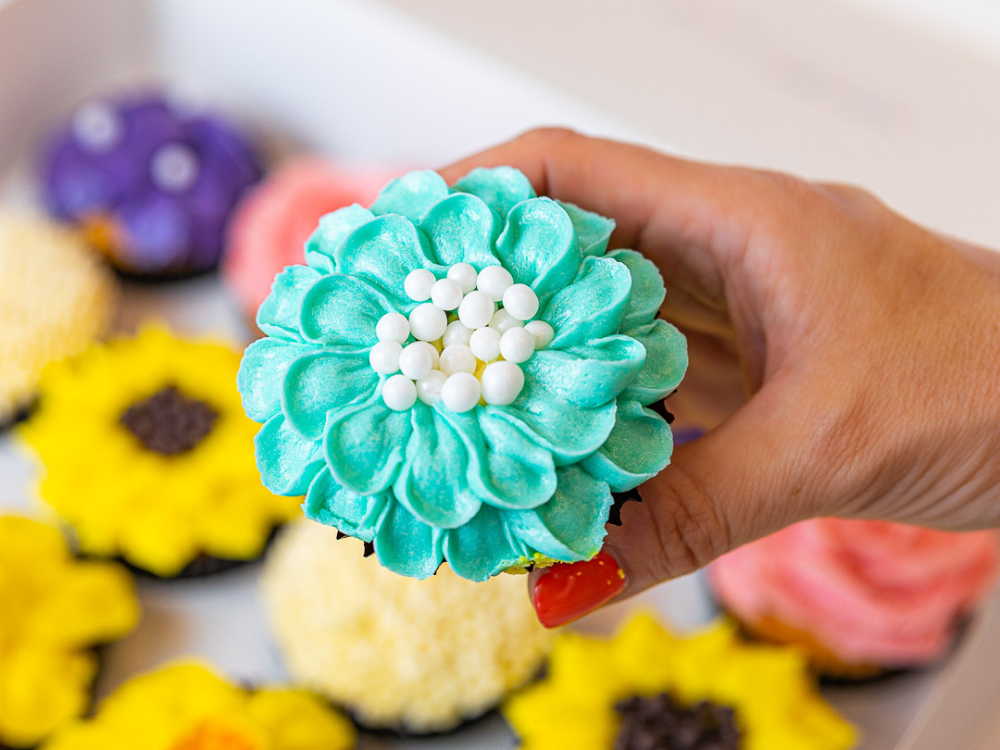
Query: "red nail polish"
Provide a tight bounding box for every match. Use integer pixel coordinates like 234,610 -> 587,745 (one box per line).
532,551 -> 626,628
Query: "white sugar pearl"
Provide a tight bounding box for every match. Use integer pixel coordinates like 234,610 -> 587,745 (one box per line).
502,283 -> 540,321
499,327 -> 535,363
442,320 -> 473,347
375,312 -> 410,343
369,340 -> 402,375
442,372 -> 481,413
469,327 -> 502,362
430,278 -> 464,311
458,290 -> 495,330
481,361 -> 526,406
524,320 -> 555,349
488,308 -> 524,335
439,344 -> 477,375
448,262 -> 479,294
410,341 -> 439,369
404,269 -> 436,302
399,342 -> 434,380
382,374 -> 417,411
408,303 -> 447,342
72,101 -> 122,153
477,265 -> 514,302
151,143 -> 200,193
416,370 -> 448,405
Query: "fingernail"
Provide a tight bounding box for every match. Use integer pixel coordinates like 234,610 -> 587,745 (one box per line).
532,551 -> 626,628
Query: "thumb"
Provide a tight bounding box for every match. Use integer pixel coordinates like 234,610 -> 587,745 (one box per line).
530,375 -> 832,628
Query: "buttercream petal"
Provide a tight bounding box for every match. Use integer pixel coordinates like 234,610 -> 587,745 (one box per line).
495,198 -> 582,302
522,335 -> 646,409
492,377 -> 617,466
304,204 -> 376,273
420,193 -> 501,270
609,248 -> 665,328
451,166 -> 536,218
580,400 -> 673,491
393,405 -> 482,529
444,505 -> 526,582
334,214 -> 446,309
299,272 -> 391,348
303,467 -> 386,542
620,319 -> 689,403
505,465 -> 612,561
543,255 -> 632,349
324,395 -> 412,495
238,338 -> 309,423
256,265 -> 322,340
282,350 -> 377,439
370,169 -> 450,223
559,200 -> 615,257
374,499 -> 443,579
255,413 -> 326,495
471,409 -> 558,509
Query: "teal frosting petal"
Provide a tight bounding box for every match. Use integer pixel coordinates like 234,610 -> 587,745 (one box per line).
543,255 -> 632,348
580,400 -> 673,492
334,214 -> 446,309
522,335 -> 646,409
303,467 -> 386,542
620,319 -> 689,404
470,408 -> 558,509
255,413 -> 325,495
443,505 -> 525,582
374,500 -> 444,579
324,395 -> 412,495
237,338 -> 308,424
419,193 -> 501,270
506,465 -> 612,561
393,405 -> 482,529
282,350 -> 376,439
451,166 -> 536,219
495,198 -> 582,302
305,204 -> 376,273
256,265 -> 322,341
370,170 -> 450,223
298,272 -> 391,348
609,248 -> 665,328
558,201 -> 615,257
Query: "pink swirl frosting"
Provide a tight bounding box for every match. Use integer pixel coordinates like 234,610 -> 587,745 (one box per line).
223,158 -> 400,319
709,519 -> 1000,666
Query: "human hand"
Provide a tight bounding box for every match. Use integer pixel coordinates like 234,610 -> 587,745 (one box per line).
439,129 -> 1000,627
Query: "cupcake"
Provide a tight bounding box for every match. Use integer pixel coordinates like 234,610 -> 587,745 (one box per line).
504,612 -> 857,750
223,157 -> 398,324
0,214 -> 117,425
41,662 -> 356,750
20,327 -> 299,578
262,520 -> 555,733
40,93 -> 262,277
238,167 -> 688,581
709,519 -> 1000,678
0,515 -> 139,749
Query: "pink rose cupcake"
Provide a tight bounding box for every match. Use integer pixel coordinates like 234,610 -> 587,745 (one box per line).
223,158 -> 399,326
709,519 -> 999,678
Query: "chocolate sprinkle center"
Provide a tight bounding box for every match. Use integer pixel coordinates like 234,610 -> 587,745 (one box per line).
121,386 -> 219,456
614,693 -> 741,750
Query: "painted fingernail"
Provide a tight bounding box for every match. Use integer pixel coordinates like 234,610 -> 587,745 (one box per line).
532,551 -> 626,628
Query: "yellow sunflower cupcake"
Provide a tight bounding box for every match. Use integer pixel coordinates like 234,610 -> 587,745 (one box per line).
504,613 -> 858,750
41,662 -> 356,750
0,515 -> 139,749
20,327 -> 299,578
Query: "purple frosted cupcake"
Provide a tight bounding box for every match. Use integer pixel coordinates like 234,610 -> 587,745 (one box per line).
40,92 -> 262,277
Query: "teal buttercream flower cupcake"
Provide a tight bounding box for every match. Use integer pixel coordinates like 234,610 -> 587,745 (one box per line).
237,167 -> 687,581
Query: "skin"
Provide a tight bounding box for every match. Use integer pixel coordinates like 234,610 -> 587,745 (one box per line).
439,128 -> 1000,604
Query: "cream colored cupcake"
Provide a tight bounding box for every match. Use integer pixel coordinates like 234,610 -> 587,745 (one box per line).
0,215 -> 117,422
262,520 -> 555,734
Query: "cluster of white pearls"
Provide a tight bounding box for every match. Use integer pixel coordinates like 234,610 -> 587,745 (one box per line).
369,262 -> 555,413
